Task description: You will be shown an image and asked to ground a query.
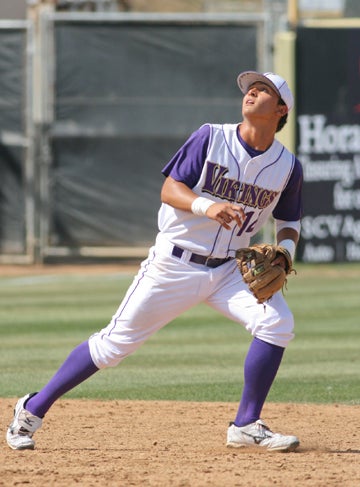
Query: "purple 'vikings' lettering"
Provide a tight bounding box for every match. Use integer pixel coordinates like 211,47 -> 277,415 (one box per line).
202,161 -> 279,208
201,162 -> 229,196
258,190 -> 278,208
217,179 -> 241,201
237,184 -> 279,208
202,161 -> 240,201
237,183 -> 260,207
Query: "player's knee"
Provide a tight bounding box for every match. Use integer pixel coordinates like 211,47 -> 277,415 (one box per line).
254,307 -> 295,348
88,335 -> 132,369
271,309 -> 295,347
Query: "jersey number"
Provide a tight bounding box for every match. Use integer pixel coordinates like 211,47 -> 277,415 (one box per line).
236,211 -> 258,236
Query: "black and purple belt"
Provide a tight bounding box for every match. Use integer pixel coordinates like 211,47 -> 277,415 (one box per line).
172,245 -> 233,268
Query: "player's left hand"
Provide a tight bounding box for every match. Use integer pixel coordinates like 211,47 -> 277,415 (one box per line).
235,243 -> 295,304
206,202 -> 245,230
271,253 -> 288,269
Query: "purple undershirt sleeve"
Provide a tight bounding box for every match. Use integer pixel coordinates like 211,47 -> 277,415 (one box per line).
161,124 -> 211,188
273,157 -> 304,221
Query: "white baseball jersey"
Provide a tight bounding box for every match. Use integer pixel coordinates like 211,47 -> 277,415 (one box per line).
157,123 -> 302,257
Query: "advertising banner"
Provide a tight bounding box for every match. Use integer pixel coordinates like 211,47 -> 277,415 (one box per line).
296,28 -> 360,262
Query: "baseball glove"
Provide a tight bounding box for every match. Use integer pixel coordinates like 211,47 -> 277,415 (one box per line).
235,244 -> 295,304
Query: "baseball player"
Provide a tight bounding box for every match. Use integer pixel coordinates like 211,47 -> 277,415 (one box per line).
7,71 -> 303,452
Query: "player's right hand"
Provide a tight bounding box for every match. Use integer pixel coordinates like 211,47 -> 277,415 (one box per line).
206,203 -> 245,230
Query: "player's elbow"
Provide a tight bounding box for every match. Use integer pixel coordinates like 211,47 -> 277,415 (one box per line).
160,184 -> 171,204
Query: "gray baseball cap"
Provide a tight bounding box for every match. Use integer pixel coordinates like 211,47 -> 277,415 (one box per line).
237,71 -> 294,112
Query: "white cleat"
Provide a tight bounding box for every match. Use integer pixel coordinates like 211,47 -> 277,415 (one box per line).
6,393 -> 42,450
227,419 -> 299,452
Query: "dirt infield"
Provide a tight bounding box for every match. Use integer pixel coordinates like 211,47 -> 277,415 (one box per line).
1,399 -> 360,486
1,264 -> 359,485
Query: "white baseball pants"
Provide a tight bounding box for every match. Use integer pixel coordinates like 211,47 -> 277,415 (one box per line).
89,244 -> 294,369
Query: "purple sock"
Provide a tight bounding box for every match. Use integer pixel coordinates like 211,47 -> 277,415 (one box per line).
26,340 -> 99,418
234,337 -> 284,427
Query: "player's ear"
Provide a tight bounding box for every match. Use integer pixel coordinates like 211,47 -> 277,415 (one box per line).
276,104 -> 288,117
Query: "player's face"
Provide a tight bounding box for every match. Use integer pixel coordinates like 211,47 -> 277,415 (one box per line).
242,82 -> 285,119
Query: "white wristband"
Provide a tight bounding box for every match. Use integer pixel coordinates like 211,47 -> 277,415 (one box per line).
278,239 -> 296,261
191,197 -> 215,216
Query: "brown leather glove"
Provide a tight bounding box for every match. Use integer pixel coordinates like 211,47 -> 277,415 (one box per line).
236,244 -> 295,304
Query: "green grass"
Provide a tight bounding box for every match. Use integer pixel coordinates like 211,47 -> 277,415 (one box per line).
0,264 -> 359,404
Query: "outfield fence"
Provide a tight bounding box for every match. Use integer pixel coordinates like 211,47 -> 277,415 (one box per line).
0,7 -> 269,264
1,5 -> 359,264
